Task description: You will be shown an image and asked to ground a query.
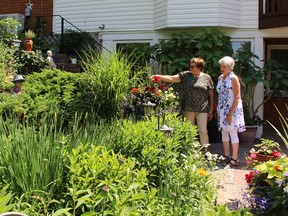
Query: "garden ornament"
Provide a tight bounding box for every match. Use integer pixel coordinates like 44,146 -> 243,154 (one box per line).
12,75 -> 25,83
0,212 -> 27,216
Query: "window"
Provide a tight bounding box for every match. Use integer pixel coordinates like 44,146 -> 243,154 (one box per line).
266,45 -> 288,96
267,45 -> 288,71
116,41 -> 151,69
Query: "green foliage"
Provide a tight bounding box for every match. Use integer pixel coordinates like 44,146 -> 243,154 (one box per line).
0,18 -> 21,43
0,42 -> 19,87
263,59 -> 288,98
245,157 -> 288,215
0,112 -> 220,215
117,43 -> 151,72
24,69 -> 90,121
204,204 -> 252,215
83,50 -> 145,120
195,27 -> 233,81
17,50 -> 46,75
65,144 -> 156,215
234,42 -> 263,122
267,104 -> 288,148
0,185 -> 14,213
109,114 -> 217,215
149,32 -> 197,75
24,30 -> 36,39
0,69 -> 91,124
136,28 -> 233,91
254,138 -> 282,155
0,118 -> 66,198
61,29 -> 94,57
1,50 -> 144,123
234,43 -> 288,124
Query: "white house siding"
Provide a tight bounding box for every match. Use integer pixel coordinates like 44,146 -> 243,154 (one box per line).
53,0 -> 154,33
164,0 -> 241,28
154,0 -> 168,29
240,0 -> 258,28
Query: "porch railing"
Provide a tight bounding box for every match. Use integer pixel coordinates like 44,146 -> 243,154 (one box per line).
259,0 -> 288,29
35,15 -> 109,54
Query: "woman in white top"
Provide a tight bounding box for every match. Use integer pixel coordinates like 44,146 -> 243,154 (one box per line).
217,56 -> 245,166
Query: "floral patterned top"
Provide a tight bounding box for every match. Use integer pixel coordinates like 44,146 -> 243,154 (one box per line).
216,72 -> 245,132
178,71 -> 214,113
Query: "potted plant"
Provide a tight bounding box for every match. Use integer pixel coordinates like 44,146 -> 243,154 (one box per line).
245,138 -> 283,169
234,42 -> 288,144
24,30 -> 36,52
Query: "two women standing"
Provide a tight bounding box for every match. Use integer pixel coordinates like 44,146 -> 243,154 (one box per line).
151,56 -> 245,166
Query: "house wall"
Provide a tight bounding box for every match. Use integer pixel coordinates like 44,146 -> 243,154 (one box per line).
240,0 -> 258,28
0,0 -> 53,34
53,0 -> 154,32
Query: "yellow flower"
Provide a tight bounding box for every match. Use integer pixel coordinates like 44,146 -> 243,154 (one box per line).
198,168 -> 207,176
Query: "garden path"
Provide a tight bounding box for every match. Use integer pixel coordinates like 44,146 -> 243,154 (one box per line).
209,124 -> 288,211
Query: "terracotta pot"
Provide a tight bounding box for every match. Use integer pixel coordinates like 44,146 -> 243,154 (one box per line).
24,38 -> 33,52
238,125 -> 258,145
255,152 -> 273,162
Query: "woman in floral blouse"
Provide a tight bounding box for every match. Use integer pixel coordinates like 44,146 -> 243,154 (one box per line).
151,57 -> 214,148
217,56 -> 245,166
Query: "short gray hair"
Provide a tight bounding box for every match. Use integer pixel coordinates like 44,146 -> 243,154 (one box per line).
218,56 -> 235,70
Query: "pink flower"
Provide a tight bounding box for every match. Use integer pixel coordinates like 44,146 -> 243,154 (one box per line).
250,152 -> 257,159
272,150 -> 282,158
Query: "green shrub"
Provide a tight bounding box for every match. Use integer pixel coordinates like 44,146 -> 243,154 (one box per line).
108,114 -> 217,215
17,50 -> 46,75
0,69 -> 92,124
0,18 -> 21,43
64,144 -> 157,215
83,50 -> 146,120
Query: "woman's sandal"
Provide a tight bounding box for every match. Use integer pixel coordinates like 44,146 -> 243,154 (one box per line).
221,155 -> 231,166
228,158 -> 240,167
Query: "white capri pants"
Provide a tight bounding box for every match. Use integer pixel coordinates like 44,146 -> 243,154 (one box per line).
221,128 -> 239,144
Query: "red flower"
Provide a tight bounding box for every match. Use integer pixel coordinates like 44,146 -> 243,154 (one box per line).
275,165 -> 281,171
148,87 -> 158,94
152,75 -> 161,83
272,150 -> 282,158
132,87 -> 138,94
160,83 -> 168,91
245,171 -> 254,184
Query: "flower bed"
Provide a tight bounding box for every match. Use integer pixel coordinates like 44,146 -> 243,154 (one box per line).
244,156 -> 288,215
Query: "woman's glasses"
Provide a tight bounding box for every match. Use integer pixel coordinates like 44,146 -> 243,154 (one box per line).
189,65 -> 197,69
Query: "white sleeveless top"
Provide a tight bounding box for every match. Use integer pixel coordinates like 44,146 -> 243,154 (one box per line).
216,72 -> 246,132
